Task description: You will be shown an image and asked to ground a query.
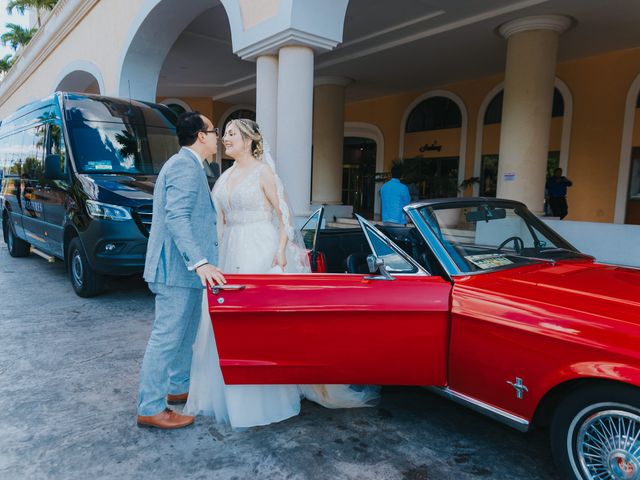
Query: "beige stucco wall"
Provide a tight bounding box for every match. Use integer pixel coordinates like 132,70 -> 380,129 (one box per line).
556,48 -> 640,221
0,0 -> 147,117
238,0 -> 278,30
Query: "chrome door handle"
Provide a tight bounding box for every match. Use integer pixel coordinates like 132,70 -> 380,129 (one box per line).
363,274 -> 395,281
210,284 -> 246,294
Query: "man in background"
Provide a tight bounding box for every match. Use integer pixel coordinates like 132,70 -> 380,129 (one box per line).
380,164 -> 411,226
545,167 -> 573,219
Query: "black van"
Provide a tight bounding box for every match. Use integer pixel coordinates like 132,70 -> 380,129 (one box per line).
0,92 -> 193,297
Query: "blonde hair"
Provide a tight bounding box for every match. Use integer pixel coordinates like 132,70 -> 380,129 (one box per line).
228,118 -> 264,158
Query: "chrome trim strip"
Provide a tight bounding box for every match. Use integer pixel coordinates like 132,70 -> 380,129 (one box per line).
355,214 -> 428,275
405,208 -> 460,278
426,386 -> 530,432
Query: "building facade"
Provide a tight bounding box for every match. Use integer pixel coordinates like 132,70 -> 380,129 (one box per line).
1,0 -> 639,224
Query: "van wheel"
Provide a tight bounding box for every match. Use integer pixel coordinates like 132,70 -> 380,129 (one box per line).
3,214 -> 30,257
550,383 -> 640,480
67,237 -> 104,297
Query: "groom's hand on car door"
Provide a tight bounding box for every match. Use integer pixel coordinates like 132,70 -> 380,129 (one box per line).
196,263 -> 226,288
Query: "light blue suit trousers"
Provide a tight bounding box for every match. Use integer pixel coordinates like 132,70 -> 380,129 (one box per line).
138,283 -> 203,416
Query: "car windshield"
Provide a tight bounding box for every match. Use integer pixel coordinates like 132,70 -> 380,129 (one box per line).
415,202 -> 589,273
64,96 -> 179,175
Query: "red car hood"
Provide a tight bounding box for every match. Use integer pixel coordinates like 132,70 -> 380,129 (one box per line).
455,260 -> 640,324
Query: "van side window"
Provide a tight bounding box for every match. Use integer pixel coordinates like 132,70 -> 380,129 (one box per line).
0,135 -> 8,178
6,130 -> 25,177
22,125 -> 46,180
48,122 -> 67,174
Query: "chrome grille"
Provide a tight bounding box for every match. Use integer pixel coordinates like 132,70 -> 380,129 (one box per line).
134,205 -> 153,236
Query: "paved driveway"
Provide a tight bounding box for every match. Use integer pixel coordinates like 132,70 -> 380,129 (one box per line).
0,236 -> 560,479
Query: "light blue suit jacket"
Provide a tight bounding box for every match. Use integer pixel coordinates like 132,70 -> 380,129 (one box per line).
143,147 -> 218,289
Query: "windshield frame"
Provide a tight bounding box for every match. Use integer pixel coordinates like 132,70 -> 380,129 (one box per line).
405,199 -> 588,276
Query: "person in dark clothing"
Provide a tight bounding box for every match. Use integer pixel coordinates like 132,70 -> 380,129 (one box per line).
545,167 -> 572,219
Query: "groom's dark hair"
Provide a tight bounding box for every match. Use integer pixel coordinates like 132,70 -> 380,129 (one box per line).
176,111 -> 206,147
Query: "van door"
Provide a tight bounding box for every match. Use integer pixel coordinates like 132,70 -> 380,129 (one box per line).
0,131 -> 25,240
17,125 -> 48,251
41,121 -> 69,258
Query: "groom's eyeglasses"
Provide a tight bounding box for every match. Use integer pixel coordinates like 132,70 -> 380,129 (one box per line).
201,128 -> 220,136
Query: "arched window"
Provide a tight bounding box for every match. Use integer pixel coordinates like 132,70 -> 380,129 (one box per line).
222,109 -> 256,134
484,88 -> 564,125
405,97 -> 461,133
220,109 -> 256,172
166,103 -> 187,116
551,89 -> 565,117
484,91 -> 504,125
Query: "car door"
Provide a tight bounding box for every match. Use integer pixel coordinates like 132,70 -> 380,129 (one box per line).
299,207 -> 325,272
209,218 -> 452,386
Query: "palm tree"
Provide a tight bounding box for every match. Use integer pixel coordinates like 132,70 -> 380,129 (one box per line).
0,23 -> 36,51
6,0 -> 58,28
0,54 -> 14,74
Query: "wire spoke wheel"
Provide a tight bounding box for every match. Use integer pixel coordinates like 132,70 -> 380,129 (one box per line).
576,409 -> 640,480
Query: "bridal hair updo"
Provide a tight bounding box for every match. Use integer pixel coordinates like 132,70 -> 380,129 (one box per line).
229,118 -> 264,158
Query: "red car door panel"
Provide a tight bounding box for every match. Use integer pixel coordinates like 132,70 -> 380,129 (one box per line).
209,273 -> 451,385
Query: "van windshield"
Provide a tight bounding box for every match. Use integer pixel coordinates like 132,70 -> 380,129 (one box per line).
64,96 -> 179,175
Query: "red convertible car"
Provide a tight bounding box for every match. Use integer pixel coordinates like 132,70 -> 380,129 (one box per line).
207,198 -> 640,480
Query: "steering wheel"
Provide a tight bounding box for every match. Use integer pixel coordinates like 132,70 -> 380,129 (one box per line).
496,236 -> 524,254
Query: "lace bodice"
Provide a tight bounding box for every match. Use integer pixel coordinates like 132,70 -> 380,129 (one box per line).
211,157 -> 310,274
212,163 -> 273,226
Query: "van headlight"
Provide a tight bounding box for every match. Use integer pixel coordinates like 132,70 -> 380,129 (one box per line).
86,200 -> 132,221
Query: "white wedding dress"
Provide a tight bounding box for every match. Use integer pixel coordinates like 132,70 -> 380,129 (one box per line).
184,161 -> 378,428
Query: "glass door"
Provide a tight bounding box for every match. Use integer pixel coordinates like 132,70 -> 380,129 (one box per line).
342,137 -> 376,218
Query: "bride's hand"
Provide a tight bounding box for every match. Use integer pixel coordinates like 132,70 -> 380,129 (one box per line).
272,249 -> 287,270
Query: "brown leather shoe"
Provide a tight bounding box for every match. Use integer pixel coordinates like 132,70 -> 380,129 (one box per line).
167,392 -> 188,405
137,408 -> 194,429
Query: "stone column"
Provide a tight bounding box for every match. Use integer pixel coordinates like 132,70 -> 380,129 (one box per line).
255,54 -> 278,156
276,45 -> 315,218
312,76 -> 351,205
496,15 -> 572,214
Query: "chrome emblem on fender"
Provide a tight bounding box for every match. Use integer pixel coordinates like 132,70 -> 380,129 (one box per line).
506,377 -> 528,399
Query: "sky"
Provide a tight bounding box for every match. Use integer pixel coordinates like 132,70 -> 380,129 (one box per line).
0,0 -> 31,59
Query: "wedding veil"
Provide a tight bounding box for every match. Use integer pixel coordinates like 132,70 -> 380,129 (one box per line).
261,142 -> 311,274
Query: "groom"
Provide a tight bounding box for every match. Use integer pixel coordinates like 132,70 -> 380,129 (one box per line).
137,112 -> 226,429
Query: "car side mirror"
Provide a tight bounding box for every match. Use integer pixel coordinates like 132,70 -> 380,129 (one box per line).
44,154 -> 65,180
365,254 -> 394,281
367,254 -> 381,273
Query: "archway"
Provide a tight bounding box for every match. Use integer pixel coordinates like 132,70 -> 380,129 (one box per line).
473,78 -> 573,197
615,72 -> 640,224
117,0 -> 233,101
54,61 -> 104,94
399,90 -> 468,199
344,122 -> 385,216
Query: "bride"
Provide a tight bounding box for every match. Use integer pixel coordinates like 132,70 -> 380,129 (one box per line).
184,118 -> 378,428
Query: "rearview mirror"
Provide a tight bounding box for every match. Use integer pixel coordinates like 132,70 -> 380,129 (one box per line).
465,206 -> 506,223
